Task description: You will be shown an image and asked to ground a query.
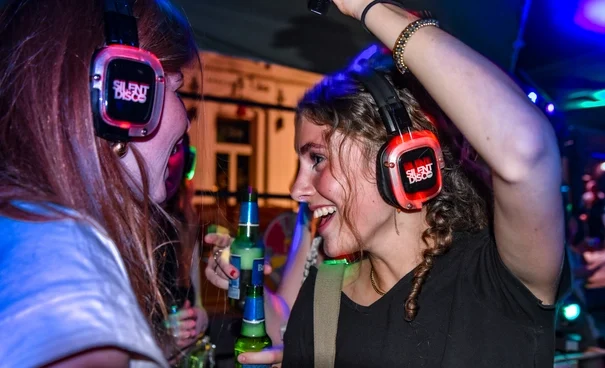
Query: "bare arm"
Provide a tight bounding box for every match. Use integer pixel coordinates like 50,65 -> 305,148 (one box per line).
337,0 -> 564,303
277,203 -> 322,307
265,203 -> 322,343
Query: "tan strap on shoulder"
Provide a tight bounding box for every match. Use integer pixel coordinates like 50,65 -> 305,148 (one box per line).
313,263 -> 346,368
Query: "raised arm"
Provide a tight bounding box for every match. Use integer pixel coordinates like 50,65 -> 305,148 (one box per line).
334,0 -> 565,303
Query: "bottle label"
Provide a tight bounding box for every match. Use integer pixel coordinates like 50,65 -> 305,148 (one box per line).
228,254 -> 241,299
251,257 -> 264,285
243,294 -> 265,322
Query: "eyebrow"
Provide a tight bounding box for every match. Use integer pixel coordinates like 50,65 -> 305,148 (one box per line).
297,142 -> 325,155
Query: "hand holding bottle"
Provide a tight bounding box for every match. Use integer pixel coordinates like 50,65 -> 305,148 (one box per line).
204,232 -> 273,290
174,301 -> 209,347
236,346 -> 283,367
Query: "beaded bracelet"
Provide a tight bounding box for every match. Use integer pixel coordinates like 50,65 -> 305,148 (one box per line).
393,18 -> 440,74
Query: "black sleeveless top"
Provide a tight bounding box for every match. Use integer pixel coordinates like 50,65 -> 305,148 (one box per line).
283,229 -> 570,368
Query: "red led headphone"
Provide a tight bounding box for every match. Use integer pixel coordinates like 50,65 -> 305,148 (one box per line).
90,0 -> 166,142
350,68 -> 445,211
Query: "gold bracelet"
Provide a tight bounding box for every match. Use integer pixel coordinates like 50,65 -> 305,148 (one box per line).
393,18 -> 440,74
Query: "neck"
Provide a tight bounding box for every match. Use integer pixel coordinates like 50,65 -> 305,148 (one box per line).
345,208 -> 429,305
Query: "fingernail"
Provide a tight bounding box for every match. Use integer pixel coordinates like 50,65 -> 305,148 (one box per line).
230,269 -> 237,277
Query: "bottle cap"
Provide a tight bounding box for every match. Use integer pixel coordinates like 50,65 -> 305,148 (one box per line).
239,186 -> 258,202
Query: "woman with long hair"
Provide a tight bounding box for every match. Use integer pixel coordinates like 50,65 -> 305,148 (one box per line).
0,0 -> 198,366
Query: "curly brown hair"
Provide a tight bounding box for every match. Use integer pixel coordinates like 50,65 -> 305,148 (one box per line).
296,69 -> 492,321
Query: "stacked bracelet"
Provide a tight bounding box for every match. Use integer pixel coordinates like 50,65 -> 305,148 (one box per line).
393,18 -> 440,74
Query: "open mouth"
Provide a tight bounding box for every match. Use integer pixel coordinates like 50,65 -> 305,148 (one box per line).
313,206 -> 337,231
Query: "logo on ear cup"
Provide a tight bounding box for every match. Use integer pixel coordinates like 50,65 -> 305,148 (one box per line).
405,158 -> 434,184
113,80 -> 150,103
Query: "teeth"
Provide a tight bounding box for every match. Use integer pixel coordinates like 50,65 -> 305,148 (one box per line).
313,206 -> 337,219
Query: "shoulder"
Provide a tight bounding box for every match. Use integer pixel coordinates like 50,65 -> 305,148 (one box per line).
0,210 -> 127,283
0,210 -> 168,368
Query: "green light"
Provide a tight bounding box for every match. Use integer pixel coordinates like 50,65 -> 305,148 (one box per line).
323,258 -> 349,265
565,89 -> 605,110
186,146 -> 197,180
563,303 -> 581,321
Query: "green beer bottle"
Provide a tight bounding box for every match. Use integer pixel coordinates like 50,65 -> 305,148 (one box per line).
228,187 -> 264,310
234,285 -> 272,368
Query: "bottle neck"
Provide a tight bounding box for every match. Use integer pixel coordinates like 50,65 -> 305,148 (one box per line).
237,201 -> 259,239
241,289 -> 266,337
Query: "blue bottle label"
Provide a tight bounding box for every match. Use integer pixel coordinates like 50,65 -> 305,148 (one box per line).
243,295 -> 265,323
228,254 -> 241,299
251,258 -> 264,286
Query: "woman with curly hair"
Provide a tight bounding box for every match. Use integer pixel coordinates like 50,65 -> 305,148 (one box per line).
279,0 -> 569,367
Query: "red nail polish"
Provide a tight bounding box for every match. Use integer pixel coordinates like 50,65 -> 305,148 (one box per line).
230,270 -> 236,277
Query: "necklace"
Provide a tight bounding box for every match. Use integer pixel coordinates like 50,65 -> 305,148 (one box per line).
370,266 -> 386,296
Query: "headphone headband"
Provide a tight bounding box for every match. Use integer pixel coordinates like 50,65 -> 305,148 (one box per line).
104,0 -> 138,47
349,68 -> 413,136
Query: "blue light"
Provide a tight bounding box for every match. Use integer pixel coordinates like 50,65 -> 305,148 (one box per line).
528,92 -> 538,103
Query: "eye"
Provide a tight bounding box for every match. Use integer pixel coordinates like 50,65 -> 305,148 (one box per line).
310,153 -> 325,169
170,138 -> 184,156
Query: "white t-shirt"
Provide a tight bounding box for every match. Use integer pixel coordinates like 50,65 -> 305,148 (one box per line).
0,203 -> 169,368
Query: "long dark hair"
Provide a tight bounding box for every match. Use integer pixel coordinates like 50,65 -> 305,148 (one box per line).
296,66 -> 492,321
0,0 -> 197,340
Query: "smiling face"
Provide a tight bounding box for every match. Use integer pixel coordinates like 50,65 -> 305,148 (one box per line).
290,118 -> 397,257
120,72 -> 189,203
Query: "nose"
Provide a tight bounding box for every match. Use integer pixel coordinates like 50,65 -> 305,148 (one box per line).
290,166 -> 315,203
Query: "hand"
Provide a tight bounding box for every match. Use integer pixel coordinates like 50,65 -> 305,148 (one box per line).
584,249 -> 605,271
237,346 -> 283,367
204,233 -> 272,290
174,301 -> 209,347
586,265 -> 605,289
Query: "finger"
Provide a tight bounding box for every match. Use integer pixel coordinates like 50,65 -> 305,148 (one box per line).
204,233 -> 220,244
238,347 -> 283,365
176,335 -> 196,347
178,319 -> 197,331
205,266 -> 230,290
205,258 -> 234,289
177,308 -> 197,321
264,263 -> 273,275
205,233 -> 233,248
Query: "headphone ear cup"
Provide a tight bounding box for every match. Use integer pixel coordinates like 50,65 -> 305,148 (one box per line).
376,140 -> 401,209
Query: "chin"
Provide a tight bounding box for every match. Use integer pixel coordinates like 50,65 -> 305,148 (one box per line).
323,237 -> 357,258
150,186 -> 167,204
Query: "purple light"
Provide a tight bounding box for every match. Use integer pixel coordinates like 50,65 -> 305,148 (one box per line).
546,103 -> 555,113
575,0 -> 605,33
